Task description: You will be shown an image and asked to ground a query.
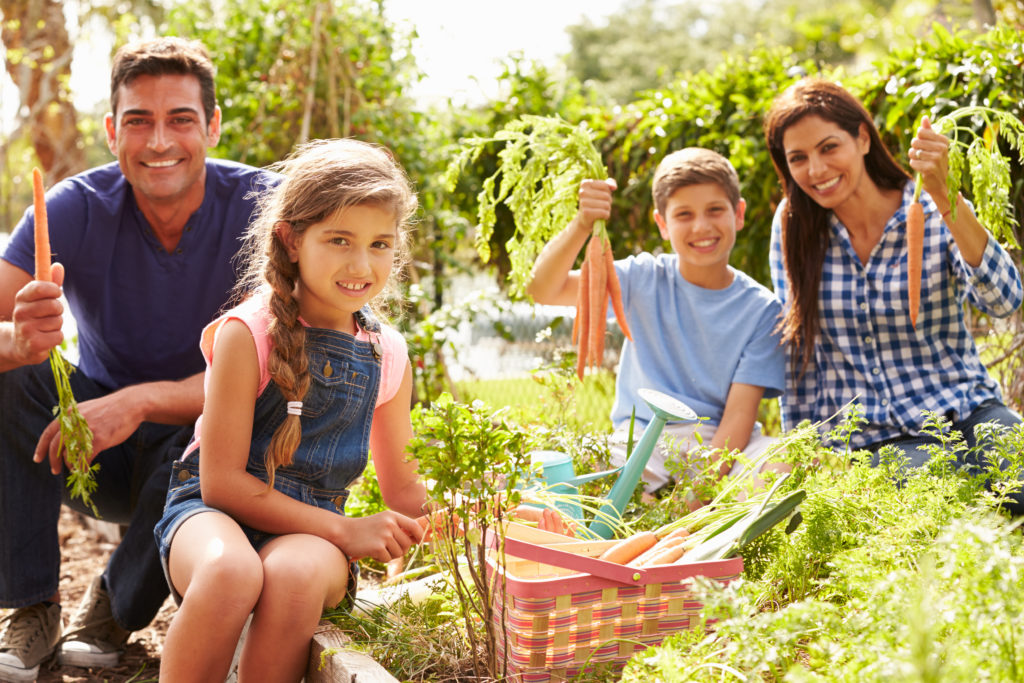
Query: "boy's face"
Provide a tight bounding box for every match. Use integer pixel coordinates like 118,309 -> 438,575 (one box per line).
654,183 -> 745,288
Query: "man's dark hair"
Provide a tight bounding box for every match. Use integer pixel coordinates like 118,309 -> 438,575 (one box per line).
110,37 -> 216,125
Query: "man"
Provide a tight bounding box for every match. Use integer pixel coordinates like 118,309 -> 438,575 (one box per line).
0,37 -> 275,681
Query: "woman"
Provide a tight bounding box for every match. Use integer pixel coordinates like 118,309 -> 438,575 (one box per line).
764,77 -> 1022,469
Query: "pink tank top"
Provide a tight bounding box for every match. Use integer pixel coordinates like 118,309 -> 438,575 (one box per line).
185,291 -> 409,457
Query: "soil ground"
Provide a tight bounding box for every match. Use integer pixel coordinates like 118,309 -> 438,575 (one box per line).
34,507 -> 169,683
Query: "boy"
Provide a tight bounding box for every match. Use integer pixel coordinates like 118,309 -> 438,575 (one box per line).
526,147 -> 784,492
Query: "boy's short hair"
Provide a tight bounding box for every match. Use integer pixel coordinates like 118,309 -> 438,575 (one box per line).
652,148 -> 741,215
110,37 -> 217,125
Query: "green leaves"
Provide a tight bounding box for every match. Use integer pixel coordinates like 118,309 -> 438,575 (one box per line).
49,349 -> 97,516
409,393 -> 535,509
444,115 -> 607,298
932,105 -> 1024,247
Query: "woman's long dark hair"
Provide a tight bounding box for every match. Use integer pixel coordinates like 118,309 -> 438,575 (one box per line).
763,78 -> 910,374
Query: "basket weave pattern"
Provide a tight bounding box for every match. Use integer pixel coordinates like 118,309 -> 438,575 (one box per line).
487,541 -> 742,682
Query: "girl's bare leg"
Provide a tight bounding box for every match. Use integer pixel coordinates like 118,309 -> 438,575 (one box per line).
160,511 -> 264,683
238,533 -> 349,683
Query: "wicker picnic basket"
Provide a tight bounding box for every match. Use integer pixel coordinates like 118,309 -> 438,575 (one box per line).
486,525 -> 744,682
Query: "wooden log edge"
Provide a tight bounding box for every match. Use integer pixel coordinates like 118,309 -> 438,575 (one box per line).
305,620 -> 399,683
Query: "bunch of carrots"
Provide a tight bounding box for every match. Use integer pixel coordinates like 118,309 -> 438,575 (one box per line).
32,168 -> 97,513
573,226 -> 632,380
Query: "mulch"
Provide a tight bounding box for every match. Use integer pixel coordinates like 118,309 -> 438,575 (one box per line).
33,508 -> 169,683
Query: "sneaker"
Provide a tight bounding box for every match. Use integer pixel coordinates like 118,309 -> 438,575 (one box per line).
0,603 -> 62,682
57,576 -> 130,668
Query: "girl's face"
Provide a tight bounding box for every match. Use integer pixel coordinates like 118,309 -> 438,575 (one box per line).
781,114 -> 871,212
282,203 -> 398,333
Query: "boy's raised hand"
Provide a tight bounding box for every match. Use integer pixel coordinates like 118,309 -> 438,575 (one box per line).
575,178 -> 617,234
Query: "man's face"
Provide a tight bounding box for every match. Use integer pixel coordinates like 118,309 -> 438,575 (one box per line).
104,73 -> 221,210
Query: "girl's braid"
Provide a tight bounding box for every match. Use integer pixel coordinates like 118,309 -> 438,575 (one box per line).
262,236 -> 311,488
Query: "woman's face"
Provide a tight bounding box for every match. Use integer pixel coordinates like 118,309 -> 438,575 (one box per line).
781,114 -> 871,211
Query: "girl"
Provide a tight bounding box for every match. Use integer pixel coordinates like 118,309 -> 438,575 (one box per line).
764,77 -> 1022,469
154,138 -> 427,682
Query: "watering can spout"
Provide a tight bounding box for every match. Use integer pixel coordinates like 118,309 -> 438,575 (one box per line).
589,389 -> 698,539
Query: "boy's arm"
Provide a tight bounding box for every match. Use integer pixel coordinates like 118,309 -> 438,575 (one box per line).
708,382 -> 765,477
525,179 -> 616,306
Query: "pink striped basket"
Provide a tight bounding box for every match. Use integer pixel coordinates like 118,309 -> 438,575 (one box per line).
485,530 -> 743,682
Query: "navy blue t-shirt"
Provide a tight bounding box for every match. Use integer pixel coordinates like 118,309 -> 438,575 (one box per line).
3,159 -> 277,391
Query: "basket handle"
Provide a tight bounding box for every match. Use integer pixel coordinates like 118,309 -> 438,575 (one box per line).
489,532 -> 651,585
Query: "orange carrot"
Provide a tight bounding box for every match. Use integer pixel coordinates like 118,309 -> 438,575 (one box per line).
416,510 -> 462,542
603,236 -> 632,341
587,235 -> 607,370
629,535 -> 685,566
637,543 -> 687,566
575,252 -> 591,380
32,167 -> 51,282
907,201 -> 924,328
597,530 -> 658,565
572,249 -> 585,346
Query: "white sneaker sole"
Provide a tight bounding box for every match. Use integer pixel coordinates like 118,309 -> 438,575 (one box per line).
0,657 -> 40,682
56,642 -> 120,668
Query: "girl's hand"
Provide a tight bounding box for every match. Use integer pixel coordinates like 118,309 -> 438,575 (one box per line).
909,116 -> 952,207
333,511 -> 425,563
574,178 -> 617,235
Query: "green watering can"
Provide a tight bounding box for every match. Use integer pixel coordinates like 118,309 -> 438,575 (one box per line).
525,388 -> 698,539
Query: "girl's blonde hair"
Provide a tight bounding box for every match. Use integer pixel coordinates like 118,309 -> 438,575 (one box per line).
235,138 -> 418,487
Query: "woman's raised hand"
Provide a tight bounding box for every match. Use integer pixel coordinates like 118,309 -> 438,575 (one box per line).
909,116 -> 953,207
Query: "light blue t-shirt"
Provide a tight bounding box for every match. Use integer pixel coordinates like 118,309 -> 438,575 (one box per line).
610,252 -> 785,430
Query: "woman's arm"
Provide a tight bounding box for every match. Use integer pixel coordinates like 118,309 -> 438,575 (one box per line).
910,117 -> 989,267
768,206 -> 819,432
369,360 -> 427,518
911,119 -> 1022,315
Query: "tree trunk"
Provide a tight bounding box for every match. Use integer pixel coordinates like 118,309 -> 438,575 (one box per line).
973,0 -> 997,27
1,0 -> 86,184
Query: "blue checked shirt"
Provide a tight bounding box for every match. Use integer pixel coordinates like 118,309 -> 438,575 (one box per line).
769,180 -> 1022,449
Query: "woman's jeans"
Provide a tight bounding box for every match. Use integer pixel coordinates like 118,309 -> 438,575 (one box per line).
0,359 -> 190,630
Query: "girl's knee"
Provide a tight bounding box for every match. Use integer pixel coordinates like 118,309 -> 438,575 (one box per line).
261,536 -> 348,604
193,551 -> 264,607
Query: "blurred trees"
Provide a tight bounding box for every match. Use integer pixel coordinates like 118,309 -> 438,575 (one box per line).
563,0 -> 1005,105
1,0 -> 85,184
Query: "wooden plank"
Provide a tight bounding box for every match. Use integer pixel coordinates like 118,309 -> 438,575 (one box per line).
306,620 -> 399,683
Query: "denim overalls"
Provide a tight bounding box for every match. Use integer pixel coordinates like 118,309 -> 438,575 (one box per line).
155,308 -> 383,603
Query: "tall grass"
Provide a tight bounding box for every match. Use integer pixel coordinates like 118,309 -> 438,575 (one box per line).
456,369 -> 615,433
